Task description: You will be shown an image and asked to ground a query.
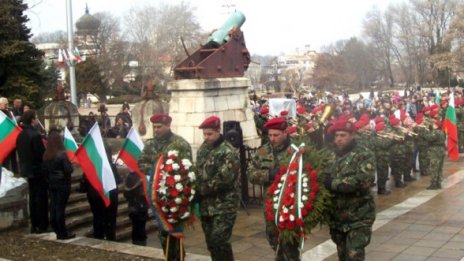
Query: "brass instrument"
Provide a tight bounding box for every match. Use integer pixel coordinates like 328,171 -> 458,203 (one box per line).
377,132 -> 404,141
399,126 -> 418,136
319,104 -> 333,124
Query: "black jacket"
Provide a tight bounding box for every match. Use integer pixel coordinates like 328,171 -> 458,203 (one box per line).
16,124 -> 46,178
43,151 -> 73,188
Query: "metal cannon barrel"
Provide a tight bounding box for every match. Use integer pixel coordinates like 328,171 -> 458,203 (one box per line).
207,11 -> 246,47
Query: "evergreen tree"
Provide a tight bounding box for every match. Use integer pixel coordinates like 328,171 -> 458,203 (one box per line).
0,0 -> 57,108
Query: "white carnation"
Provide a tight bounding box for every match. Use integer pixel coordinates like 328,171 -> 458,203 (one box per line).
274,189 -> 280,195
175,183 -> 183,192
165,159 -> 174,165
174,175 -> 182,182
167,150 -> 179,157
273,196 -> 278,202
280,175 -> 287,181
188,172 -> 196,181
279,215 -> 284,222
189,195 -> 194,201
302,177 -> 309,183
303,188 -> 309,193
170,206 -> 178,213
277,183 -> 282,188
302,195 -> 308,201
161,206 -> 169,213
168,218 -> 178,223
174,197 -> 183,204
182,159 -> 192,169
180,212 -> 191,219
303,183 -> 308,188
283,207 -> 289,214
290,193 -> 295,198
172,163 -> 180,171
289,214 -> 295,221
273,204 -> 279,210
190,188 -> 196,195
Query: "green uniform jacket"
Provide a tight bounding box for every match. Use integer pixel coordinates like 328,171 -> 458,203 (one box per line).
195,136 -> 241,216
325,142 -> 376,232
247,138 -> 292,187
137,131 -> 192,176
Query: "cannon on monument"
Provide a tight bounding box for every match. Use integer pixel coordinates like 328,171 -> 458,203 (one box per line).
174,11 -> 251,79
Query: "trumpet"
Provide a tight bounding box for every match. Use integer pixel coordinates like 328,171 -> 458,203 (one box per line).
399,126 -> 418,136
377,132 -> 404,140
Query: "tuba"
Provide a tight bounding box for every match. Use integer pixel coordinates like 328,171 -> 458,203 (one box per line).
319,104 -> 333,124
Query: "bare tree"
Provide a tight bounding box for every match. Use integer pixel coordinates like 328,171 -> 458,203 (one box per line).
124,2 -> 203,86
31,30 -> 67,44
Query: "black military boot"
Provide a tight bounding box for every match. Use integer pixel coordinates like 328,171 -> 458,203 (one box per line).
404,175 -> 417,182
377,187 -> 391,195
420,171 -> 429,176
395,181 -> 407,188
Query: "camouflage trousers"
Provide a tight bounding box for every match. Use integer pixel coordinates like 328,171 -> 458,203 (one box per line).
427,147 -> 445,186
418,145 -> 430,176
264,212 -> 301,261
459,128 -> 464,150
375,153 -> 389,190
201,213 -> 237,261
330,226 -> 372,261
403,144 -> 415,178
390,154 -> 405,184
159,230 -> 185,261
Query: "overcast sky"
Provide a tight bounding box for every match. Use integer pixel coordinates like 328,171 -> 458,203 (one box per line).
25,0 -> 404,56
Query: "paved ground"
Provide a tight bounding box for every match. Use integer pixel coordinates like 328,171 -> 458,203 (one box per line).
21,153 -> 464,261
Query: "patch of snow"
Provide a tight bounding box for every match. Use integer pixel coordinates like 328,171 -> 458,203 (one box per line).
0,167 -> 27,198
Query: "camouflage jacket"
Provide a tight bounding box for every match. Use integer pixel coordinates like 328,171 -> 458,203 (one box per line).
423,128 -> 446,148
416,117 -> 433,148
248,138 -> 292,187
355,131 -> 375,153
325,141 -> 376,232
389,127 -> 407,158
373,134 -> 392,158
195,135 -> 241,216
456,107 -> 464,129
137,131 -> 192,176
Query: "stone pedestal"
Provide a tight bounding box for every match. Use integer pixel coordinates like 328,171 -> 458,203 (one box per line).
41,101 -> 80,132
168,77 -> 260,158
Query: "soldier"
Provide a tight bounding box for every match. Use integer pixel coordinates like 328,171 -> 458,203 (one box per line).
196,116 -> 240,261
323,119 -> 376,261
137,113 -> 192,261
388,115 -> 407,188
248,117 -> 302,260
254,106 -> 269,145
373,121 -> 392,195
416,107 -> 432,176
424,120 -> 446,190
456,98 -> 464,153
400,110 -> 417,182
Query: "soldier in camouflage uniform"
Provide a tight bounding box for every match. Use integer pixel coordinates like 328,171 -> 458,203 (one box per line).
388,116 -> 407,188
373,121 -> 392,195
323,119 -> 376,261
424,120 -> 446,190
400,111 -> 417,182
416,107 -> 432,176
137,113 -> 192,261
195,116 -> 240,261
254,106 -> 270,145
248,117 -> 301,261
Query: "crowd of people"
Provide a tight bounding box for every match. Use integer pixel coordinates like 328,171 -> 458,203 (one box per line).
1,86 -> 463,261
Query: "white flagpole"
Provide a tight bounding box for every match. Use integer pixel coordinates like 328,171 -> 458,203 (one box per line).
66,0 -> 77,105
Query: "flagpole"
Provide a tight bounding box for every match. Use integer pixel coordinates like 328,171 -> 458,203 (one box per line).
66,0 -> 78,106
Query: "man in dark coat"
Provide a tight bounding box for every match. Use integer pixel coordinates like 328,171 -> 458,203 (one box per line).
16,110 -> 48,233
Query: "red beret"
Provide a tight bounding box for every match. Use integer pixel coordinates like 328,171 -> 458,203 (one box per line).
374,116 -> 384,123
354,119 -> 369,129
440,100 -> 448,106
359,114 -> 370,122
422,106 -> 430,113
280,110 -> 289,116
260,106 -> 269,114
429,110 -> 438,118
264,117 -> 288,130
400,110 -> 407,121
287,125 -> 297,134
430,104 -> 439,111
311,104 -> 324,114
150,113 -> 172,125
375,122 -> 386,132
199,116 -> 221,129
328,119 -> 356,134
416,113 -> 424,124
390,117 -> 400,127
296,105 -> 306,115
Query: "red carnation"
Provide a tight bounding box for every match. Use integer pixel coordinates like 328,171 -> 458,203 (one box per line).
304,163 -> 312,170
301,208 -> 308,216
169,154 -> 176,160
309,192 -> 316,200
164,164 -> 173,172
286,221 -> 295,230
182,198 -> 189,206
312,184 -> 320,193
180,168 -> 188,174
183,187 -> 191,195
267,213 -> 274,221
289,162 -> 298,171
169,201 -> 177,208
279,166 -> 288,174
166,176 -> 175,186
305,202 -> 313,210
310,170 -> 317,179
170,189 -> 179,197
295,218 -> 304,227
278,221 -> 286,229
283,195 -> 294,206
179,206 -> 187,214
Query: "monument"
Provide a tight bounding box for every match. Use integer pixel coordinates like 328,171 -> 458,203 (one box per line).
169,10 -> 260,157
42,83 -> 80,132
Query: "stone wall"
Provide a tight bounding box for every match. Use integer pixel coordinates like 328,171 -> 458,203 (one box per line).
168,77 -> 260,158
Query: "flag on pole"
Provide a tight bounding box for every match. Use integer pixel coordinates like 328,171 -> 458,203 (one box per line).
75,123 -> 116,207
57,49 -> 64,66
63,127 -> 79,163
117,128 -> 148,202
435,90 -> 440,105
73,47 -> 82,62
442,92 -> 459,160
0,111 -> 22,164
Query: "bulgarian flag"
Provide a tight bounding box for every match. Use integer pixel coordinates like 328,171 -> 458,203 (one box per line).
75,123 -> 116,207
57,49 -> 64,66
73,47 -> 82,62
117,127 -> 148,202
63,127 -> 79,163
0,111 -> 22,164
442,92 -> 459,160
